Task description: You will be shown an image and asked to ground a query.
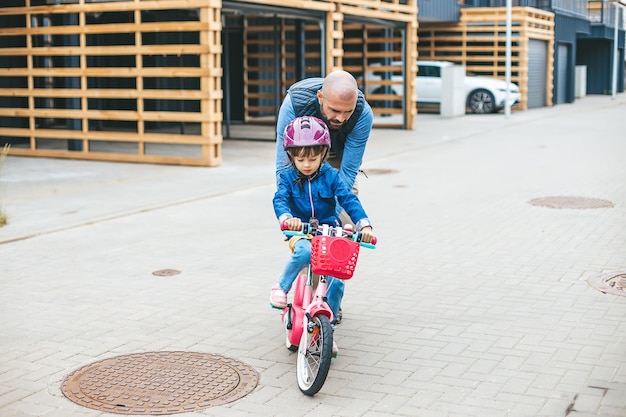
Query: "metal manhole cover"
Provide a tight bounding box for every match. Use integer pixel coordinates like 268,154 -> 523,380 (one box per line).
529,196 -> 614,209
588,272 -> 626,297
364,168 -> 398,175
61,351 -> 259,415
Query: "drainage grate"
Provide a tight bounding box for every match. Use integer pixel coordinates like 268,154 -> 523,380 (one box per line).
61,351 -> 259,415
588,272 -> 626,297
529,196 -> 614,209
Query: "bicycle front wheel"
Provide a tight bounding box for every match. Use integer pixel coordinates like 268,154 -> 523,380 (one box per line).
296,313 -> 333,396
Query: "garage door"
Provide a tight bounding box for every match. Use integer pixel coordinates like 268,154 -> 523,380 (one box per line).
556,43 -> 569,104
527,39 -> 548,108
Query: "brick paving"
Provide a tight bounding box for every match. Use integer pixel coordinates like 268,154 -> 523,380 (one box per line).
1,95 -> 625,417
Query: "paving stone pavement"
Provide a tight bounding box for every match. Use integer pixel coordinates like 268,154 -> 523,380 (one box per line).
1,95 -> 625,417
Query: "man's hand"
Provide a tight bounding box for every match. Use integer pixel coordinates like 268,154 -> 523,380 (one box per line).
359,226 -> 375,244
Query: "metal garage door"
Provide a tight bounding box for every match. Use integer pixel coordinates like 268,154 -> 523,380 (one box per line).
556,43 -> 569,104
527,39 -> 548,108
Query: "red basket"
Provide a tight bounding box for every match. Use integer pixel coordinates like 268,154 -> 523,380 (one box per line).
310,235 -> 360,280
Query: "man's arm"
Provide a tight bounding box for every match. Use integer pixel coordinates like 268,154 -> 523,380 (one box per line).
272,174 -> 294,224
275,94 -> 297,185
339,100 -> 374,188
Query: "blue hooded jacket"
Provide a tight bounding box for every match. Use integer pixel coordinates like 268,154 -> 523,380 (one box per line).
273,162 -> 371,230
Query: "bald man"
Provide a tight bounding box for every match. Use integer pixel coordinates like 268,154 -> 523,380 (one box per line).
276,70 -> 373,190
274,70 -> 374,325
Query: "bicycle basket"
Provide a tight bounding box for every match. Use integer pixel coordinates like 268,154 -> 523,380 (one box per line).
310,235 -> 360,280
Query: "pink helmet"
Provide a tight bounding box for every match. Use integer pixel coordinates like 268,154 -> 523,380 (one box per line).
283,116 -> 331,150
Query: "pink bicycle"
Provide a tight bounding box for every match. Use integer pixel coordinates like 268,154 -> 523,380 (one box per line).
278,221 -> 376,395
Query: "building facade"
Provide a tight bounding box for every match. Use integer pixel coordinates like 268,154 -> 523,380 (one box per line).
1,0 -> 623,166
0,0 -> 418,166
458,0 -> 625,104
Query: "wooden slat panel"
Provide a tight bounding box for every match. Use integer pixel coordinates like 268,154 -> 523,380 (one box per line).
1,88 -> 211,100
0,0 -> 217,15
0,0 -> 222,166
0,68 -> 214,77
1,108 -> 221,123
0,21 -> 214,36
0,45 -> 213,56
6,147 -> 217,167
339,4 -> 415,22
2,127 -> 220,145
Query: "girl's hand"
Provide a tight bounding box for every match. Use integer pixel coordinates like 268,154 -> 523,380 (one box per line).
284,217 -> 303,231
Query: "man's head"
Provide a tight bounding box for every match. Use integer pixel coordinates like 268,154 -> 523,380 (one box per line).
317,70 -> 358,130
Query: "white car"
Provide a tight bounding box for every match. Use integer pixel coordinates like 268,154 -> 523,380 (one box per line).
366,60 -> 521,114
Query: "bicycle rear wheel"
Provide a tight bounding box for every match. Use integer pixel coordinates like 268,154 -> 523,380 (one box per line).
296,314 -> 333,396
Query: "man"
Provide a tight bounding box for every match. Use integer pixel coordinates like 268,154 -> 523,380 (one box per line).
274,70 -> 374,324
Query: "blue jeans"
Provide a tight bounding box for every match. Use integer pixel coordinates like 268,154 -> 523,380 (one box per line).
277,238 -> 344,319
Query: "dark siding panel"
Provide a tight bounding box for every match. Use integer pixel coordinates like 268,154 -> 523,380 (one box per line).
556,43 -> 569,104
417,0 -> 460,22
552,14 -> 590,104
527,39 -> 548,108
577,39 -> 613,94
0,12 -> 28,128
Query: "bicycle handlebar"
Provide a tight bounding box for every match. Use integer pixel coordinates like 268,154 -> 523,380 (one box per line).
281,221 -> 377,249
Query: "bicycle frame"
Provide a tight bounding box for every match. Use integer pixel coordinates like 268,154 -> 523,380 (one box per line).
283,266 -> 333,349
278,221 -> 376,395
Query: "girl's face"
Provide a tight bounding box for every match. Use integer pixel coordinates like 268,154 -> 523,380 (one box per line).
293,153 -> 323,177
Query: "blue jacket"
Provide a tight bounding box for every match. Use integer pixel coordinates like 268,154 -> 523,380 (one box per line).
273,162 -> 371,230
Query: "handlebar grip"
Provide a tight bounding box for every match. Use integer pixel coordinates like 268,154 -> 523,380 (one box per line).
360,235 -> 376,249
281,221 -> 311,234
356,233 -> 376,247
281,221 -> 308,237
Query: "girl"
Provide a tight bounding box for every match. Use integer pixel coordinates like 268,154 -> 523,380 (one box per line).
271,116 -> 374,321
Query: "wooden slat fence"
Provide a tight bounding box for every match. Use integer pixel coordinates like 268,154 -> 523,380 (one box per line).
0,0 -> 223,166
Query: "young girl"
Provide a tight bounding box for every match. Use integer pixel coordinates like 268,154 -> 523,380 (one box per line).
271,116 -> 375,321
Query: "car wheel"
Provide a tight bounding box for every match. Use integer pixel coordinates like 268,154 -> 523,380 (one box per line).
468,89 -> 495,114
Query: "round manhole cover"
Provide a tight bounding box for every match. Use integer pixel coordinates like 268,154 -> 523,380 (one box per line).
61,351 -> 259,415
152,269 -> 181,277
529,196 -> 614,209
588,272 -> 626,297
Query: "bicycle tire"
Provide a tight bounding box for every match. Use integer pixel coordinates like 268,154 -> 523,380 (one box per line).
296,314 -> 333,396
